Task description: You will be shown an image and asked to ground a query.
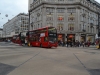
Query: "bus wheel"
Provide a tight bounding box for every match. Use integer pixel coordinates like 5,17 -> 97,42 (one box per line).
40,44 -> 42,48
30,44 -> 33,47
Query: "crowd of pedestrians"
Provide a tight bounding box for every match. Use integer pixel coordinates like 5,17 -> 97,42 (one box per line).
58,40 -> 95,47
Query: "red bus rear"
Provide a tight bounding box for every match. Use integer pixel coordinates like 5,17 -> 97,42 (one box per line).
27,27 -> 58,48
12,35 -> 21,44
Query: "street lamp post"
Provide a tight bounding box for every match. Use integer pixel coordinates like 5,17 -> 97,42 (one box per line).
29,11 -> 30,32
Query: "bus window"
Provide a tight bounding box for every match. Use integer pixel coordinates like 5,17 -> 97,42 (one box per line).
48,27 -> 57,33
48,27 -> 57,43
44,37 -> 48,42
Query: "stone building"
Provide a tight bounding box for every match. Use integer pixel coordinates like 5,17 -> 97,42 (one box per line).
3,13 -> 29,38
0,28 -> 3,38
28,0 -> 100,42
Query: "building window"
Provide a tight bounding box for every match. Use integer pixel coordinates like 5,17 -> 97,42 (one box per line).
92,27 -> 94,33
46,8 -> 54,13
68,13 -> 75,21
38,24 -> 39,28
87,26 -> 89,32
80,24 -> 82,30
57,8 -> 65,13
90,27 -> 92,33
68,23 -> 74,31
47,23 -> 53,27
67,0 -> 74,1
67,8 -> 76,13
57,23 -> 63,30
46,14 -> 53,21
41,23 -> 42,28
58,0 -> 64,2
58,15 -> 64,21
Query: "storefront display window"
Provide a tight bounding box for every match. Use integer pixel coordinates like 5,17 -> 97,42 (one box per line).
67,34 -> 75,42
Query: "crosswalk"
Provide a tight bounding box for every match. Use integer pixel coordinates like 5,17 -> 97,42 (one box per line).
0,42 -> 20,47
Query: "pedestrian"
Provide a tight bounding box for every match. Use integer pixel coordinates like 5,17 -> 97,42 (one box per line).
66,41 -> 69,47
25,38 -> 28,46
87,41 -> 90,47
82,42 -> 85,47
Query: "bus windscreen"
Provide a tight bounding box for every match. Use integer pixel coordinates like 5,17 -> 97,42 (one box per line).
48,27 -> 57,42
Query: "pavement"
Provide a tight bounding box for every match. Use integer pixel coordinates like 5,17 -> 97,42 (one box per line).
0,42 -> 100,75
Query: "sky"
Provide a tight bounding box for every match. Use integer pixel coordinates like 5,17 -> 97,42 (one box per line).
0,0 -> 28,28
0,0 -> 100,28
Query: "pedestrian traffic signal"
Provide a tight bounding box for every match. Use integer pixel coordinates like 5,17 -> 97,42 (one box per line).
98,32 -> 100,37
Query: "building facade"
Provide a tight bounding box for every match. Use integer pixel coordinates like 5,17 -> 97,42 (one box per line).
3,13 -> 29,38
28,0 -> 100,42
0,28 -> 3,38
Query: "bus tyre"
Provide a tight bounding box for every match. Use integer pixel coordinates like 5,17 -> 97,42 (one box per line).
30,44 -> 33,47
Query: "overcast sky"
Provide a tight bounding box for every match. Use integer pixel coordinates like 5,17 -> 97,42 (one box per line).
0,0 -> 28,28
0,0 -> 100,28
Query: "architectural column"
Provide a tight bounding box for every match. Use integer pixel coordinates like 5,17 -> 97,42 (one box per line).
65,7 -> 68,41
54,7 -> 57,27
75,33 -> 81,41
42,6 -> 46,27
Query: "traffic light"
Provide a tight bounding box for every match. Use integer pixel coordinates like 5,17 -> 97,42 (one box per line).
98,32 -> 100,37
26,32 -> 29,36
18,32 -> 21,37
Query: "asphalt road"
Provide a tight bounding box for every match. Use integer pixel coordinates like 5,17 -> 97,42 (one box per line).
0,42 -> 100,75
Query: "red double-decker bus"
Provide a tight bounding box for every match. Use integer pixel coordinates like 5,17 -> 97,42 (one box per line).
12,35 -> 21,44
12,33 -> 25,44
12,35 -> 19,43
26,27 -> 58,48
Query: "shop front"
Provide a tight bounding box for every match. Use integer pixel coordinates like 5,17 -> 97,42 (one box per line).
87,35 -> 95,42
57,34 -> 65,41
81,34 -> 86,42
67,34 -> 75,42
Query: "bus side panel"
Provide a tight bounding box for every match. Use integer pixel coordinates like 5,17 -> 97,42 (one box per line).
43,42 -> 49,47
49,42 -> 58,47
40,37 -> 49,47
30,41 -> 40,47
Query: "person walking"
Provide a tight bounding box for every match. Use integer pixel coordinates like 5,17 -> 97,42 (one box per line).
82,41 -> 85,47
25,38 -> 28,46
